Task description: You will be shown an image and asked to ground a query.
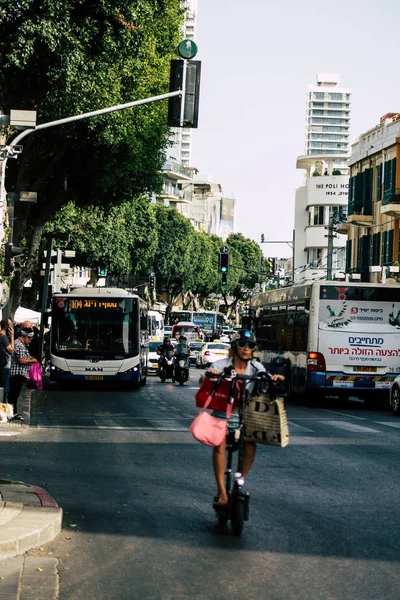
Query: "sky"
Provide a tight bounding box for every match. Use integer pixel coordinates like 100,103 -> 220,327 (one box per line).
190,0 -> 400,258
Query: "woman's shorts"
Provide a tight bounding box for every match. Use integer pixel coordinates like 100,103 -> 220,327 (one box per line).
211,410 -> 240,432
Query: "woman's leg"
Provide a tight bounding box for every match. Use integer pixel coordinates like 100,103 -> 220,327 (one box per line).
242,441 -> 257,479
212,436 -> 228,502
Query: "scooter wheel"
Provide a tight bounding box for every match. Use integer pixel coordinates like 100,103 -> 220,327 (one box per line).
231,500 -> 244,536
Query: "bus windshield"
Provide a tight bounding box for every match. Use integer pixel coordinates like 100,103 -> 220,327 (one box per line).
51,297 -> 139,360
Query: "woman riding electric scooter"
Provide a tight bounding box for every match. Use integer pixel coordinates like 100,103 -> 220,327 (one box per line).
205,329 -> 284,507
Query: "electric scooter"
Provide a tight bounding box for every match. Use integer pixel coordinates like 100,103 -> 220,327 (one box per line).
208,369 -> 274,536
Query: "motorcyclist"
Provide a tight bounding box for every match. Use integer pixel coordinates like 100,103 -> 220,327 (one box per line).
157,336 -> 175,365
175,335 -> 191,359
206,329 -> 284,506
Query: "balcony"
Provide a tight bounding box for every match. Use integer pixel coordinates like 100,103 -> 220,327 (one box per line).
162,161 -> 193,181
156,183 -> 191,203
336,221 -> 349,234
347,211 -> 373,226
381,188 -> 400,217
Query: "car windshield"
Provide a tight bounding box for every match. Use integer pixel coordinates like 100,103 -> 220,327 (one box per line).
208,343 -> 229,350
189,342 -> 204,349
149,342 -> 159,352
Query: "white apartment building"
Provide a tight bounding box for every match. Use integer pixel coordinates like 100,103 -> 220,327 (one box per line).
179,174 -> 235,237
294,73 -> 351,282
306,73 -> 351,170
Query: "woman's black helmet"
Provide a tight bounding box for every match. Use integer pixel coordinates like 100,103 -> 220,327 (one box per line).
230,329 -> 256,345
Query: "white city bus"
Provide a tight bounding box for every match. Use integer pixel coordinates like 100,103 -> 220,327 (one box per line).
148,310 -> 164,340
50,288 -> 148,386
252,281 -> 400,405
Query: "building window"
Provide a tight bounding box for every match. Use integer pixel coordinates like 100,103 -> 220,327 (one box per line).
329,93 -> 343,100
307,248 -> 324,266
314,92 -> 325,99
309,206 -> 326,226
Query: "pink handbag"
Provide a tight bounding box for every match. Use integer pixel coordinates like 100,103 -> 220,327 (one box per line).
190,394 -> 228,446
28,362 -> 43,391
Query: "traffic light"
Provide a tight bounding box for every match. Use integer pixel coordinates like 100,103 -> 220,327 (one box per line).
168,60 -> 201,128
221,273 -> 228,286
219,247 -> 229,274
98,267 -> 107,277
268,257 -> 276,276
149,272 -> 155,289
4,242 -> 23,276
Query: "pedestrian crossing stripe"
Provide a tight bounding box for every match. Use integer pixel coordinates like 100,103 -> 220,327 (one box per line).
326,375 -> 393,382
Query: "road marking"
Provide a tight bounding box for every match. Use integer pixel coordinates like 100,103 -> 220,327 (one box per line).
287,421 -> 314,432
374,421 -> 400,429
319,409 -> 367,421
323,420 -> 379,433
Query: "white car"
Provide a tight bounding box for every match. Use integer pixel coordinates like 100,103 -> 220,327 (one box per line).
220,333 -> 231,343
148,341 -> 160,375
389,376 -> 400,415
196,342 -> 230,369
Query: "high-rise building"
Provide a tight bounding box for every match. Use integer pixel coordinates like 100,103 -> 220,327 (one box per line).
306,73 -> 351,169
293,74 -> 351,282
169,0 -> 198,166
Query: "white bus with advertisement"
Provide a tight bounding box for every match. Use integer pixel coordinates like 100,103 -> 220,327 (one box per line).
252,282 -> 400,406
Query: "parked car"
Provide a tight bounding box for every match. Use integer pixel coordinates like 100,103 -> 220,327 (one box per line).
148,341 -> 160,375
188,341 -> 204,366
389,376 -> 400,415
196,342 -> 230,369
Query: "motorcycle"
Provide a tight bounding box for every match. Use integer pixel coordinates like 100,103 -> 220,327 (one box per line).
174,354 -> 190,386
158,350 -> 175,383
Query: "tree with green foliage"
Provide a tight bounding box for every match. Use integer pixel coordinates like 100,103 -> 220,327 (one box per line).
0,0 -> 184,314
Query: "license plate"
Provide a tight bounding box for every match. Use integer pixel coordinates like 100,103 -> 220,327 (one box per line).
153,364 -> 158,369
85,375 -> 104,381
354,367 -> 377,372
216,353 -> 225,356
375,381 -> 390,389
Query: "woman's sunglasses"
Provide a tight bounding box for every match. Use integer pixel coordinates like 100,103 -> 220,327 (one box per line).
237,341 -> 256,349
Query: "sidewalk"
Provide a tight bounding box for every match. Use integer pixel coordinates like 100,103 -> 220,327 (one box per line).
0,386 -> 62,598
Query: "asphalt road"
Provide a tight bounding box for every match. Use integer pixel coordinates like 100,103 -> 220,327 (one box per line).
1,370 -> 400,600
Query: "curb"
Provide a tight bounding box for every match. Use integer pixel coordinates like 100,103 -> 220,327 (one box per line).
0,482 -> 62,560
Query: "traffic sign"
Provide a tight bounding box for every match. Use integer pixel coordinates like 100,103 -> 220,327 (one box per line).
177,39 -> 198,59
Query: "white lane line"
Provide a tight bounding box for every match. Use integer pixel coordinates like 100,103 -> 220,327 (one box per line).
287,421 -> 314,432
323,420 -> 379,433
319,409 -> 367,421
374,421 -> 400,429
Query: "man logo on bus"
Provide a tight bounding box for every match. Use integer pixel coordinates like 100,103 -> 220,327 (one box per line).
351,307 -> 358,314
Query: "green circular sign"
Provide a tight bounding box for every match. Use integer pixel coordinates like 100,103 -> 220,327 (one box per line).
177,39 -> 198,59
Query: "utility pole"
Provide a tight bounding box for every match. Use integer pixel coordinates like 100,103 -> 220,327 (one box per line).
325,209 -> 338,281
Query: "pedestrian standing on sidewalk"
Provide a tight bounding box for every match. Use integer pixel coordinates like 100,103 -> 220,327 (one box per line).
0,319 -> 14,403
9,328 -> 38,421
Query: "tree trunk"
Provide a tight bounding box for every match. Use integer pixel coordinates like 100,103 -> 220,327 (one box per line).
9,223 -> 44,316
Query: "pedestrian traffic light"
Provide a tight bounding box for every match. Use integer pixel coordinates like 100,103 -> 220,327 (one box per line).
98,267 -> 107,277
221,273 -> 228,286
168,59 -> 201,128
219,247 -> 229,274
4,242 -> 23,276
149,272 -> 155,289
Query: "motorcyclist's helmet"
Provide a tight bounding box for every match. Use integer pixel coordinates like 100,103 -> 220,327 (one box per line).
230,329 -> 256,350
179,335 -> 187,342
